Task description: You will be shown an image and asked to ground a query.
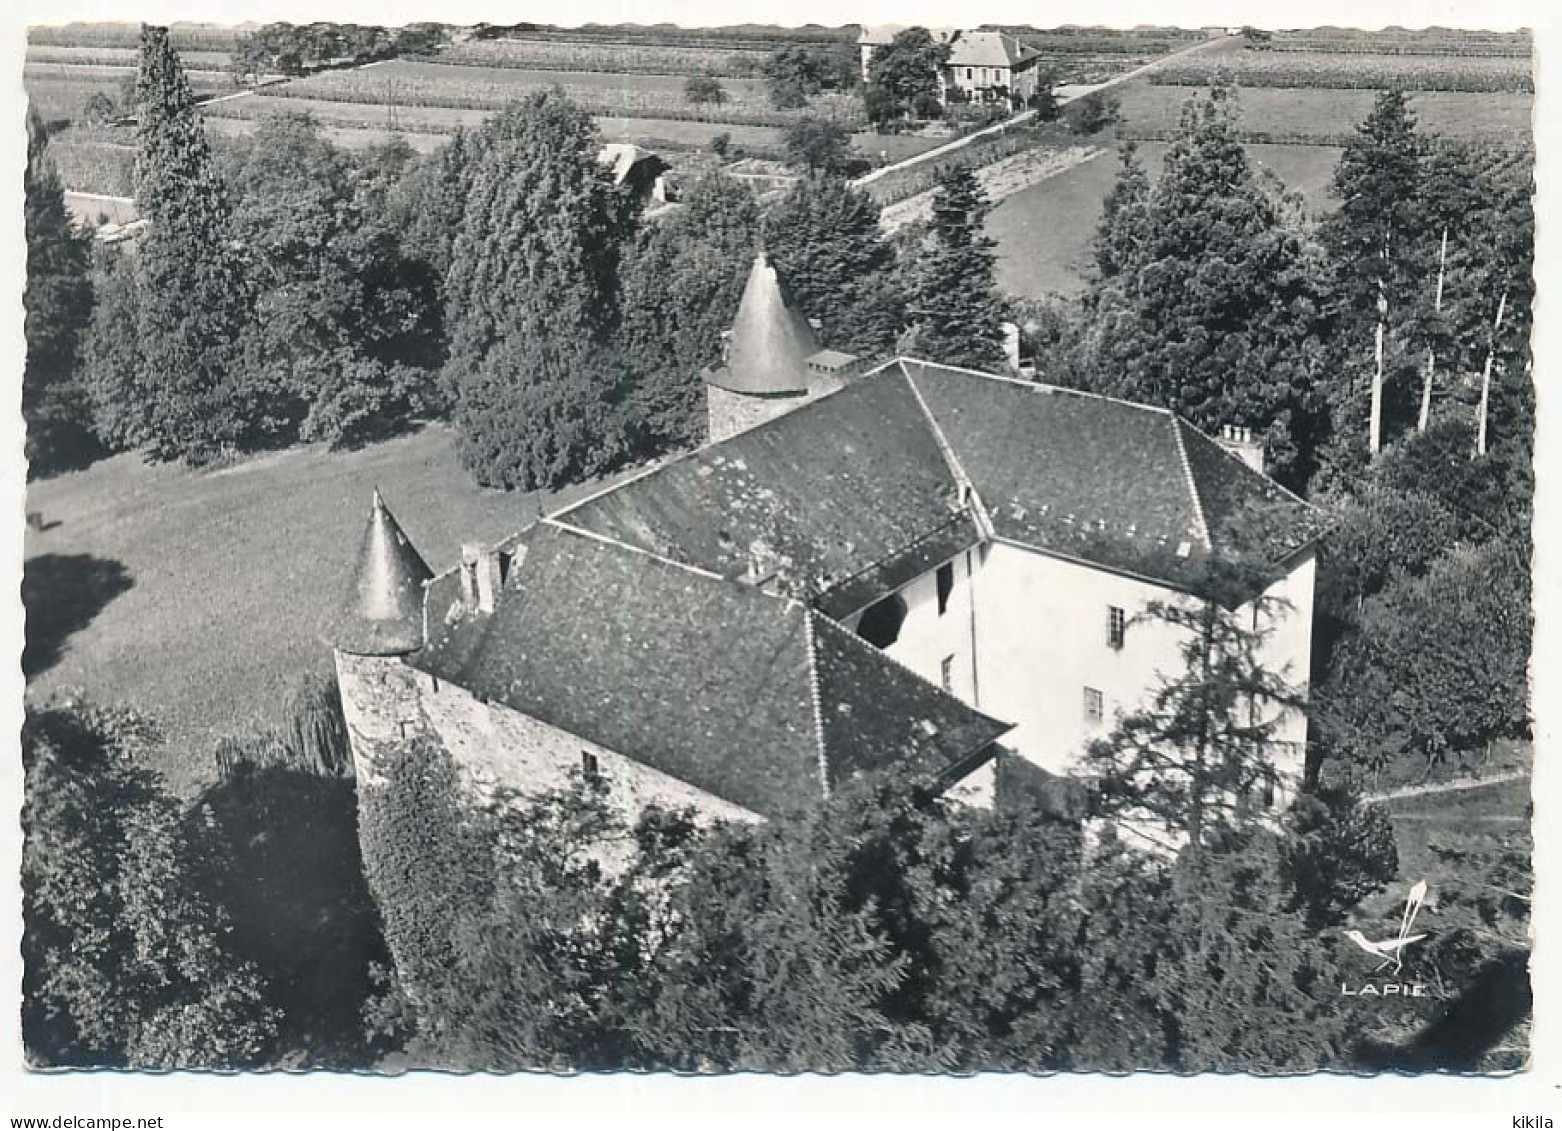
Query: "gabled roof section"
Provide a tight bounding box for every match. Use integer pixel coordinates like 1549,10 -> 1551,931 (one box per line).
556,372 -> 979,604
859,23 -> 958,45
329,490 -> 434,656
811,615 -> 1011,788
948,29 -> 1037,68
1176,420 -> 1327,564
706,251 -> 820,396
902,360 -> 1320,589
409,521 -> 1006,818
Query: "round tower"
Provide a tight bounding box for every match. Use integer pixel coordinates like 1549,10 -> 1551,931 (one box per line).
327,490 -> 434,783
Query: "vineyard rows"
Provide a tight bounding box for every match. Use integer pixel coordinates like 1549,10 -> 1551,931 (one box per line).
26,45 -> 234,69
28,22 -> 243,50
1151,51 -> 1532,93
432,38 -> 767,77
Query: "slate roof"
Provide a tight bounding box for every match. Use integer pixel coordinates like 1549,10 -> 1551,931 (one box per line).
899,360 -> 1322,589
947,30 -> 1039,69
329,490 -> 435,656
556,371 -> 982,608
858,24 -> 958,45
410,521 -> 1009,818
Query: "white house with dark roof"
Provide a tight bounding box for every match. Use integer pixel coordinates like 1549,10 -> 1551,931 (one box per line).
330,346 -> 1321,839
858,25 -> 1045,106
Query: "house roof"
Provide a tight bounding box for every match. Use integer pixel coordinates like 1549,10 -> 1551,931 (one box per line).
947,29 -> 1039,69
597,143 -> 669,188
410,521 -> 1009,818
328,490 -> 435,656
706,251 -> 821,395
555,369 -> 979,605
858,23 -> 958,45
898,360 -> 1322,589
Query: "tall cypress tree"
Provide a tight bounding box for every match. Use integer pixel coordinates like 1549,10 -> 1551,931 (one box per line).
764,173 -> 905,358
1094,141 -> 1150,281
1075,88 -> 1330,485
23,110 -> 97,476
907,163 -> 1006,369
443,90 -> 635,489
131,24 -> 259,463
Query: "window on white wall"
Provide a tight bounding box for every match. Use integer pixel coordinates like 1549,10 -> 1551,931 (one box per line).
581,751 -> 600,779
1083,687 -> 1104,723
940,654 -> 954,691
936,561 -> 955,615
1107,605 -> 1126,650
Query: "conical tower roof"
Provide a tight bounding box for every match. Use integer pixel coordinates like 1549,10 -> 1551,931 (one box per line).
329,490 -> 434,656
708,250 -> 820,395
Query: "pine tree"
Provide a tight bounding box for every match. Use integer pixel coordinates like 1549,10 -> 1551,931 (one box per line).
1075,88 -> 1330,484
443,90 -> 634,489
615,171 -> 761,453
907,163 -> 1006,369
764,173 -> 905,357
1323,90 -> 1427,454
23,110 -> 97,476
1093,141 -> 1150,281
130,24 -> 260,463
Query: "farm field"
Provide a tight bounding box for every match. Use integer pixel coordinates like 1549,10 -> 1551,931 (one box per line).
1114,81 -> 1534,146
1152,49 -> 1531,93
23,427 -> 630,796
989,140 -> 1344,299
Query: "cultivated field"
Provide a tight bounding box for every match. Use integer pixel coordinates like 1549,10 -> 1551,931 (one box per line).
23,427 -> 627,795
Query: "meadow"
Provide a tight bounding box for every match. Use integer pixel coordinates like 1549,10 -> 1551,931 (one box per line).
23,426 -> 628,795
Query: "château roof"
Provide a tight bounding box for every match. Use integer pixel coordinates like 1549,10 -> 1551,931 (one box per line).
705,251 -> 821,396
409,521 -> 1009,818
947,30 -> 1039,69
329,490 -> 434,656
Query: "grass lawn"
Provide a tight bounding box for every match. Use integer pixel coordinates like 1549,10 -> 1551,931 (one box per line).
989,140 -> 1344,298
23,426 -> 626,795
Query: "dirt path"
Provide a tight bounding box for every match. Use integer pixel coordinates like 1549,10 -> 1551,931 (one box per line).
878,143 -> 1103,233
1367,770 -> 1530,805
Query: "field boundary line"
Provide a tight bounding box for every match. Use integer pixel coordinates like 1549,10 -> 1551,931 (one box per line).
1368,769 -> 1530,804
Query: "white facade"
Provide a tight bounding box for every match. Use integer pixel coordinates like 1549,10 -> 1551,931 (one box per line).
837,538 -> 1316,791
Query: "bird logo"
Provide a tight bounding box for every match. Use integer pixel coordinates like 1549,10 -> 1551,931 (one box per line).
1345,879 -> 1429,975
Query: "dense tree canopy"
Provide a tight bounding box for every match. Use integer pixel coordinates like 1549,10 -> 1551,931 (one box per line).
866,28 -> 950,125
904,163 -> 1006,368
442,90 -> 636,488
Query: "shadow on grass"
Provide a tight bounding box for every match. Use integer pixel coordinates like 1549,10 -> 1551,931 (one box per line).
191,764 -> 390,1068
22,553 -> 134,679
1354,948 -> 1531,1073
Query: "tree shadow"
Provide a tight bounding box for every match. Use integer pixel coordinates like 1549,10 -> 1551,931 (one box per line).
190,763 -> 390,1068
1353,948 -> 1531,1073
22,554 -> 134,679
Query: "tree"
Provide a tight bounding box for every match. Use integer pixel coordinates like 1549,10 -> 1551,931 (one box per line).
1093,141 -> 1150,281
224,113 -> 442,446
684,75 -> 727,106
1073,87 -> 1332,485
442,90 -> 634,489
1280,784 -> 1399,928
1323,90 -> 1427,455
128,24 -> 262,463
764,173 -> 905,356
22,701 -> 279,1068
388,127 -> 488,281
1070,91 -> 1122,136
1082,555 -> 1306,856
615,171 -> 761,452
762,43 -> 855,110
82,91 -> 118,126
904,163 -> 1006,368
24,109 -> 98,476
782,115 -> 852,175
866,28 -> 950,125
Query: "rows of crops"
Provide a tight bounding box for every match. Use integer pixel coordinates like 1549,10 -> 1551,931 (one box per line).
255,60 -> 866,128
432,37 -> 768,77
1262,28 -> 1531,56
27,45 -> 234,69
999,28 -> 1206,54
477,22 -> 855,50
28,22 -> 243,50
1150,51 -> 1532,93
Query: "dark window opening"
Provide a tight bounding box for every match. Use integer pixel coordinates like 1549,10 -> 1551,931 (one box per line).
582,751 -> 600,779
940,655 -> 955,691
857,592 -> 908,649
1083,687 -> 1103,722
1107,605 -> 1126,650
936,561 -> 955,615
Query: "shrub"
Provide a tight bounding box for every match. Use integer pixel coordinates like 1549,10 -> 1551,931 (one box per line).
684,75 -> 727,106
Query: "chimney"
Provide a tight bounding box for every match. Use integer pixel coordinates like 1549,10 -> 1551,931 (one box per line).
460,542 -> 503,613
1215,424 -> 1266,475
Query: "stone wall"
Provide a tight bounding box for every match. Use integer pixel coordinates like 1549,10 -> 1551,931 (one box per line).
706,374 -> 848,445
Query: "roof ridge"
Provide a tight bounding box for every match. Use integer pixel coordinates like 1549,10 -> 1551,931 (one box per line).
1169,416 -> 1213,551
900,364 -> 997,540
1174,416 -> 1318,512
546,457 -> 674,523
541,517 -> 731,583
897,356 -> 1176,417
803,610 -> 831,798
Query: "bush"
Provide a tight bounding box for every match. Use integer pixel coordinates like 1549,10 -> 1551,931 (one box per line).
1281,784 -> 1399,927
684,75 -> 727,106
